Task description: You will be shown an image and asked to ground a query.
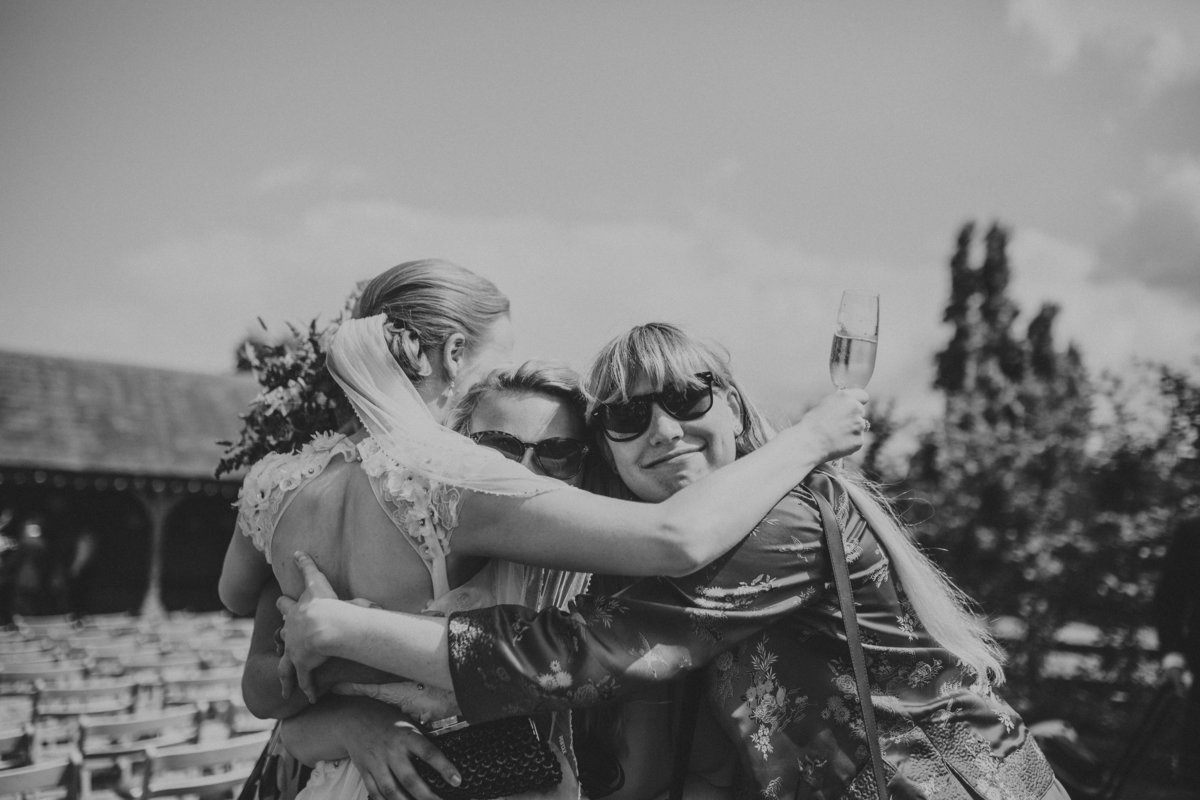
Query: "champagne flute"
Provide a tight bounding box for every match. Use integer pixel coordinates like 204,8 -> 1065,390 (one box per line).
829,291 -> 878,467
830,291 -> 879,389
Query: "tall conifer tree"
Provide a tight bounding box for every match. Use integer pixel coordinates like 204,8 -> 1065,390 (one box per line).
907,221 -> 1092,691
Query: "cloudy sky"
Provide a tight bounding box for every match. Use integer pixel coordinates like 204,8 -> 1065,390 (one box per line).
2,1 -> 1198,422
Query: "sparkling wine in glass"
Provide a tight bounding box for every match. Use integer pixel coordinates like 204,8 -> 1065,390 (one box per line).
829,291 -> 879,389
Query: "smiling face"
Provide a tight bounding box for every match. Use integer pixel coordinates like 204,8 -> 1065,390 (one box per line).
468,388 -> 589,487
605,372 -> 743,502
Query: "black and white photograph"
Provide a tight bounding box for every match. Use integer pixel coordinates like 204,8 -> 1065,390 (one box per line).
2,3 -> 1199,799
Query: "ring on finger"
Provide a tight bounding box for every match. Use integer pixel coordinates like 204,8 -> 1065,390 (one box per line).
863,419 -> 872,432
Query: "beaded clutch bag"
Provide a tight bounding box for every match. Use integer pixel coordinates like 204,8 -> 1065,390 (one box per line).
412,715 -> 562,800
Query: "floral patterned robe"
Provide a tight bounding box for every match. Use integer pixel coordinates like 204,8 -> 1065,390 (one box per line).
447,473 -> 1068,800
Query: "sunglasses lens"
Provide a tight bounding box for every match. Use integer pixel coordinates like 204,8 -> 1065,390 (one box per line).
534,439 -> 586,480
600,400 -> 650,442
470,431 -> 524,461
660,382 -> 713,420
598,374 -> 715,442
473,431 -> 585,480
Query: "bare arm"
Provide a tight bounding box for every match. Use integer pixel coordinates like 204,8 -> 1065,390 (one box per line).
242,581 -> 405,719
280,695 -> 460,800
453,390 -> 867,577
218,529 -> 273,616
280,590 -> 452,696
241,580 -> 304,719
273,555 -> 460,800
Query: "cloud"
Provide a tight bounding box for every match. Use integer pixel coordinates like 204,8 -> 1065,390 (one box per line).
1095,154 -> 1200,299
1011,225 -> 1200,371
18,201 -> 1199,431
251,163 -> 368,195
1006,0 -> 1200,94
44,201 -> 951,421
703,158 -> 743,188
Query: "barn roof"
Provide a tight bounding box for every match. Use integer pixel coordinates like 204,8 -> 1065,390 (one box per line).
0,349 -> 257,481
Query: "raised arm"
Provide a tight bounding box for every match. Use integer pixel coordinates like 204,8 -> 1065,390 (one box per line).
452,389 -> 867,577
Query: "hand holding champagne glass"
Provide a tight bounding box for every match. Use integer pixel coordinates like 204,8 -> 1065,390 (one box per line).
829,291 -> 878,465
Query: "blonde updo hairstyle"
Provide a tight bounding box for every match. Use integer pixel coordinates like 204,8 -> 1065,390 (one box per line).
354,259 -> 510,385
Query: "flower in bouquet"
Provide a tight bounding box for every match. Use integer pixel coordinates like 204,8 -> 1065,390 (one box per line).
215,285 -> 364,477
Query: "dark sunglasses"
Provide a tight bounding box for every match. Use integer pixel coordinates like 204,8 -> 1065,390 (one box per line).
592,372 -> 716,442
469,430 -> 589,481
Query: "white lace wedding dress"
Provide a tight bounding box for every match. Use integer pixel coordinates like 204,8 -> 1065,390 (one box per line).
235,430 -> 585,800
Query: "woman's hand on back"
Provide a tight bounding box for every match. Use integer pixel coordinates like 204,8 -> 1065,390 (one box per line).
791,389 -> 869,463
277,551 -> 347,703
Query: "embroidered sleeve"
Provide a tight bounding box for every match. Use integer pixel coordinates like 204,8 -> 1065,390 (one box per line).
234,433 -> 358,563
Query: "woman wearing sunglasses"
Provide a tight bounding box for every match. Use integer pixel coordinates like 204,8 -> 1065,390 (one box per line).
279,322 -> 1069,800
229,261 -> 868,800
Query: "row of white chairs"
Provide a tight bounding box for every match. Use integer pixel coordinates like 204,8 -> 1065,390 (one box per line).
0,670 -> 249,727
0,729 -> 270,800
2,613 -> 266,799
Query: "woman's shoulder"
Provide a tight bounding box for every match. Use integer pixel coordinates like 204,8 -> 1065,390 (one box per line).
234,433 -> 360,559
741,473 -> 853,547
355,434 -> 464,554
774,479 -> 824,521
355,435 -> 444,505
793,471 -> 856,525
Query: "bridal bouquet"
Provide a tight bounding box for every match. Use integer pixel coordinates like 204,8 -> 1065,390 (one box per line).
216,287 -> 362,478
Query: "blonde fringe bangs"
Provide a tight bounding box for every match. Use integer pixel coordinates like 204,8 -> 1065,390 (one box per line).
585,325 -> 727,408
584,323 -> 774,455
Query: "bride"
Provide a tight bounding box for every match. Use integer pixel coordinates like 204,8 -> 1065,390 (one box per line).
221,258 -> 867,800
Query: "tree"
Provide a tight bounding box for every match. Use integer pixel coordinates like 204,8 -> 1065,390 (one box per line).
901,221 -> 1094,697
886,221 -> 1200,766
1085,362 -> 1200,639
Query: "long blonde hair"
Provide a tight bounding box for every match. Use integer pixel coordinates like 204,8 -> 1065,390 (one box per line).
586,322 -> 1005,687
838,476 -> 1005,686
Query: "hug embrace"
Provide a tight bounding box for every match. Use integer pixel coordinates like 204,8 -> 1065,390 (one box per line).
219,259 -> 1069,800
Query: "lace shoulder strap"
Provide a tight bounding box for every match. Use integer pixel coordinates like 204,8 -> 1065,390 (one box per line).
235,433 -> 359,564
356,436 -> 460,598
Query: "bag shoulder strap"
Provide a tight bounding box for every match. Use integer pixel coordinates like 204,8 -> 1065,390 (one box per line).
813,487 -> 889,800
668,672 -> 705,800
